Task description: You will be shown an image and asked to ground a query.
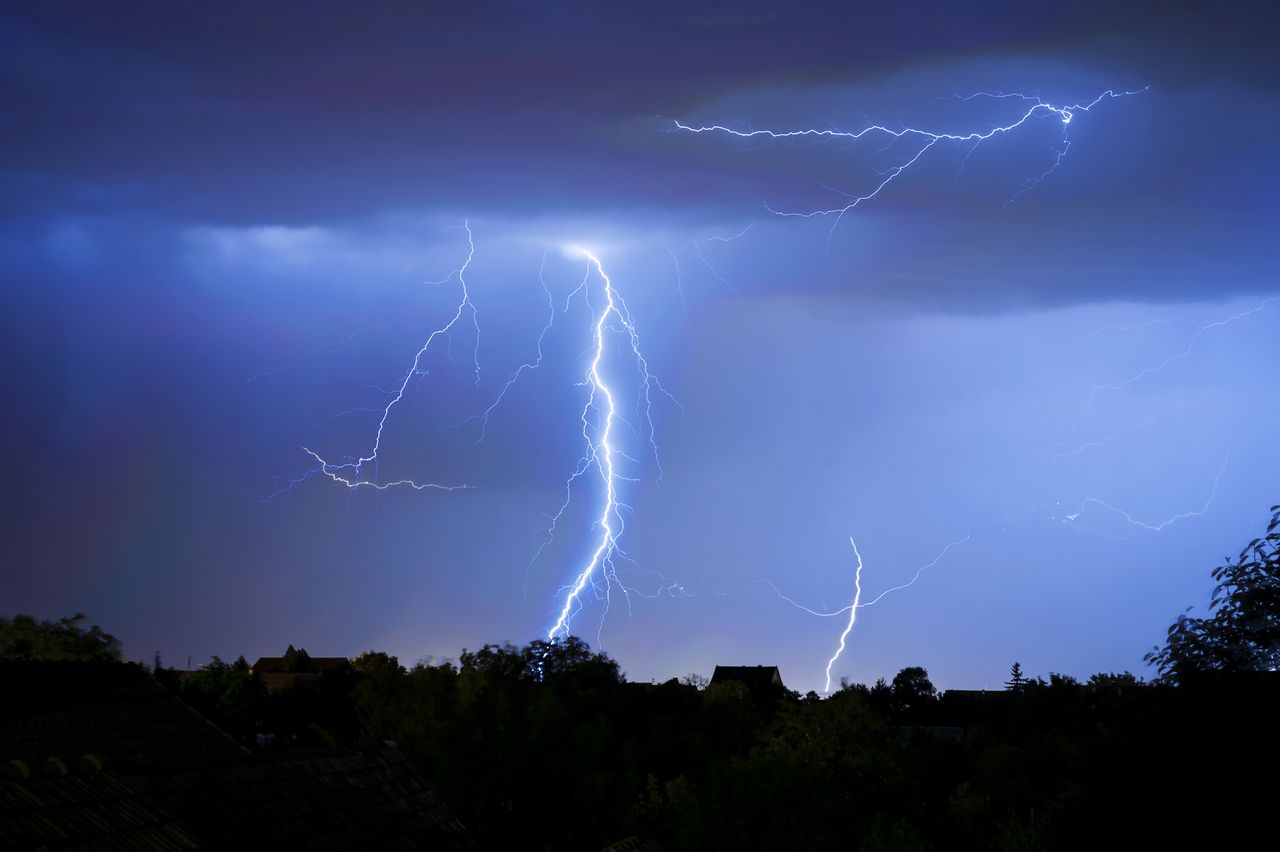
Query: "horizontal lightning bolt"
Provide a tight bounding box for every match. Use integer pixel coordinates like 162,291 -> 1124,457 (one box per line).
676,88 -> 1146,234
1063,454 -> 1231,533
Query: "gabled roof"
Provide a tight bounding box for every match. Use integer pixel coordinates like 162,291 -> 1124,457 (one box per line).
249,656 -> 351,674
709,665 -> 786,690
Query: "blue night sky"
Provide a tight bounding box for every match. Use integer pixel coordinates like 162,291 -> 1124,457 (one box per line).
3,1 -> 1277,692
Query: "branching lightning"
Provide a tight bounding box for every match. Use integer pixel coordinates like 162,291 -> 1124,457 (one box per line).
1063,453 -> 1231,533
302,222 -> 479,492
703,535 -> 969,690
1065,297 -> 1277,441
545,249 -> 670,641
675,88 -> 1146,233
431,250 -> 558,447
265,224 -> 480,501
270,82 -> 1211,694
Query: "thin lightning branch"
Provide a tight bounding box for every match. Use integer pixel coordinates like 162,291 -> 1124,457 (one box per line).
727,534 -> 971,620
857,534 -> 971,608
998,139 -> 1070,214
471,252 -> 556,443
1064,453 -> 1230,532
675,88 -> 1146,234
1068,297 -> 1276,438
296,222 -> 479,493
245,332 -> 361,384
245,361 -> 296,385
300,448 -> 472,492
429,251 -> 558,445
690,223 -> 754,296
1034,396 -> 1204,464
692,241 -> 740,296
667,249 -> 688,315
706,224 -> 754,243
1039,316 -> 1204,378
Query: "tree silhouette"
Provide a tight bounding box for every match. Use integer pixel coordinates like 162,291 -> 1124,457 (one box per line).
0,613 -> 121,662
1146,504 -> 1280,681
281,644 -> 312,673
890,666 -> 937,717
1006,661 -> 1026,691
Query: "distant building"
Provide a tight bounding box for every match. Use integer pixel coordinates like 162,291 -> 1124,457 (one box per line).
709,665 -> 785,691
249,645 -> 353,694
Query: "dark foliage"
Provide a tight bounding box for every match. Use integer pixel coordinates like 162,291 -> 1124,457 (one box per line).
1146,504 -> 1280,681
15,502 -> 1280,850
0,612 -> 121,662
160,633 -> 1276,850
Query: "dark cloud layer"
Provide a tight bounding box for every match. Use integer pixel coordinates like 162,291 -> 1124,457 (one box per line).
4,1 -> 1277,222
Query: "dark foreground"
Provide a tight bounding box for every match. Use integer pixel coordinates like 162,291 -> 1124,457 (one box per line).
3,645 -> 1277,851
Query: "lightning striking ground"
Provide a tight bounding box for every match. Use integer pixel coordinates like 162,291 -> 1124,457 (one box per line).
704,535 -> 970,690
546,250 -> 669,641
825,537 -> 865,693
279,85 -> 1176,691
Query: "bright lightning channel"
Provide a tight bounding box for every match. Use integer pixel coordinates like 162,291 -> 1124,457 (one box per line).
825,538 -> 864,694
722,535 -> 969,692
675,88 -> 1146,233
545,249 -> 669,641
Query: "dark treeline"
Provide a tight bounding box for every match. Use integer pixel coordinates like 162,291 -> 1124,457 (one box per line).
147,640 -> 1277,851
4,504 -> 1278,849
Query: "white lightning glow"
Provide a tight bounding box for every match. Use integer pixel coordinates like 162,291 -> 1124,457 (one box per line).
547,252 -> 630,640
825,537 -> 864,694
734,535 -> 969,691
675,88 -> 1146,233
275,83 -> 1164,684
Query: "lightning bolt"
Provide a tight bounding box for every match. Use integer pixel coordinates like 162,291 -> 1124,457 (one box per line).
429,250 -> 558,447
546,249 -> 670,641
675,88 -> 1146,233
825,537 -> 865,694
708,535 -> 969,691
276,84 -> 1162,679
1064,454 -> 1230,533
1066,297 -> 1277,440
273,222 -> 479,497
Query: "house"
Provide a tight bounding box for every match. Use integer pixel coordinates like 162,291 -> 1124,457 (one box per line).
709,664 -> 786,691
249,645 -> 353,694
